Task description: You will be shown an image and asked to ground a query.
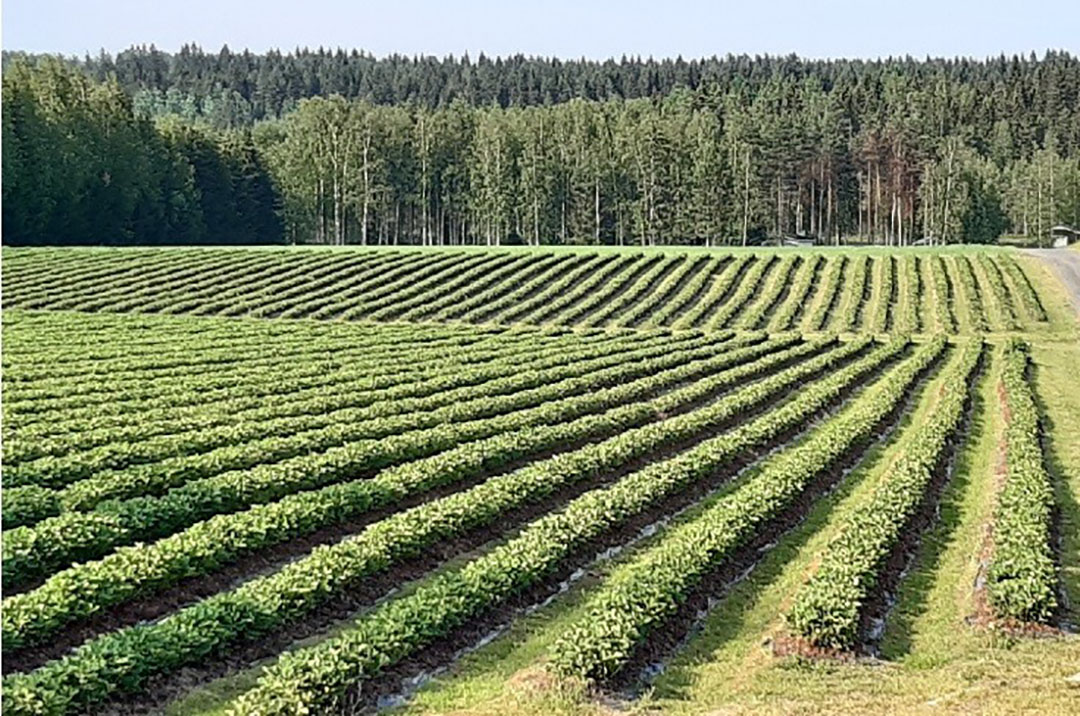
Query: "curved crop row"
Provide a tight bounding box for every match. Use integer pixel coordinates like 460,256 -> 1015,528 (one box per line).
389,254 -> 535,322
803,255 -> 846,331
893,254 -> 920,334
1,335 -> 679,526
273,253 -> 436,319
3,329 -> 591,455
786,339 -> 982,648
669,255 -> 750,330
532,254 -> 646,325
866,255 -> 893,334
705,255 -> 774,330
578,255 -> 683,327
643,256 -> 726,328
833,255 -> 869,332
612,255 -> 709,328
995,255 -> 1046,323
949,256 -> 988,333
548,337 -> 944,682
493,254 -> 613,324
735,255 -> 798,330
928,255 -> 955,333
768,254 -> 821,332
457,254 -> 588,324
5,332 -> 707,489
975,254 -> 1018,331
224,253 -> 405,318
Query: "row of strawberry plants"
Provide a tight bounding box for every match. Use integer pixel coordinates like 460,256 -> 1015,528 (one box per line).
402,254 -> 545,322
65,253 -> 266,313
2,335 -> 828,651
548,255 -> 656,325
786,339 -> 982,648
644,257 -> 728,328
132,253 -> 334,315
893,254 -> 920,334
665,253 -> 751,328
170,252 -> 370,314
368,254 -> 522,321
1,337 -> 890,713
803,255 -> 846,331
4,333 -> 582,459
949,255 -> 988,333
80,252 -> 293,313
986,339 -> 1058,622
975,253 -> 1018,331
735,255 -> 799,330
578,256 -> 684,327
4,332 -> 703,489
3,335 -> 756,584
548,337 -> 944,683
249,253 -> 423,319
198,252 -> 396,318
214,338 -> 912,714
768,254 -> 822,332
3,321 -> 460,400
4,311 -> 449,383
336,253 -> 497,321
2,308 -> 405,365
4,250 -> 160,299
3,334 -> 701,533
928,255 -> 956,332
995,255 -> 1047,323
492,254 -> 615,324
4,334 -> 518,437
15,251 -> 224,309
705,255 -> 775,330
459,254 -> 590,324
866,255 -> 893,333
306,252 -> 468,320
612,255 -> 709,328
7,255 -> 186,307
269,252 -> 439,319
525,254 -> 643,325
833,254 -> 869,332
669,255 -> 749,330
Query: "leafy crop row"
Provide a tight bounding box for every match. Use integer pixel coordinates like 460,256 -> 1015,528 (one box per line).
786,339 -> 981,648
987,339 -> 1058,622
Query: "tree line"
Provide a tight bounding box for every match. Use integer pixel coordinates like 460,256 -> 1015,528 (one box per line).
3,51 -> 1079,246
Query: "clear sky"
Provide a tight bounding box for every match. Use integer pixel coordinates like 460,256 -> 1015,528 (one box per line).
3,0 -> 1077,60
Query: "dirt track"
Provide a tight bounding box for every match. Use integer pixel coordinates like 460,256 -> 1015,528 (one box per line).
1023,249 -> 1080,317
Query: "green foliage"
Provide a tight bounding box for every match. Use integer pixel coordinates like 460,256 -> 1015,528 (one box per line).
548,338 -> 944,682
786,341 -> 982,648
987,340 -> 1059,622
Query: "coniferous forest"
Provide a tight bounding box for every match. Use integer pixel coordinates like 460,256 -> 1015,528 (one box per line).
3,47 -> 1080,246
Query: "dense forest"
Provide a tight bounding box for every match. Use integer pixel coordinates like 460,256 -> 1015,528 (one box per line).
3,47 -> 1080,246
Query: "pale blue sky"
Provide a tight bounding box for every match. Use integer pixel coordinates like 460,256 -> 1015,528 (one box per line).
3,0 -> 1077,60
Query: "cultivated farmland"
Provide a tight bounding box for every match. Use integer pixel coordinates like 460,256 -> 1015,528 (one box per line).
1,246 -> 1078,715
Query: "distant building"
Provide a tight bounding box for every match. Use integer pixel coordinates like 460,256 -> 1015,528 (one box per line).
1051,225 -> 1080,248
781,237 -> 815,247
